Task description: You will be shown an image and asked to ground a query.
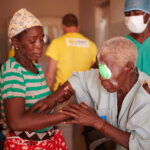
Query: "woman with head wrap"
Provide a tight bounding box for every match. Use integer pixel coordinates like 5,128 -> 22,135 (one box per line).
124,0 -> 150,76
30,36 -> 150,150
0,8 -> 72,150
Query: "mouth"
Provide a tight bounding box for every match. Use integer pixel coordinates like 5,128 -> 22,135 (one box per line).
101,82 -> 115,93
102,84 -> 117,93
101,81 -> 110,89
33,53 -> 42,58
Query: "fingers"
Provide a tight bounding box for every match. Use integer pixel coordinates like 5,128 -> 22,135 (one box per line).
27,104 -> 40,112
42,108 -> 51,114
61,105 -> 79,114
63,82 -> 74,95
64,90 -> 72,99
56,82 -> 74,103
27,102 -> 50,113
62,103 -> 89,115
64,86 -> 73,99
80,101 -> 88,108
80,101 -> 96,113
36,104 -> 49,113
60,109 -> 77,119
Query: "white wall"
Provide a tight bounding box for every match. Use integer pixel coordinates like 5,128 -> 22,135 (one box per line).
0,0 -> 131,64
110,0 -> 129,37
79,0 -> 96,42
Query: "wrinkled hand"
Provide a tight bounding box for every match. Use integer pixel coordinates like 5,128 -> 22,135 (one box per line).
60,102 -> 100,127
56,82 -> 74,103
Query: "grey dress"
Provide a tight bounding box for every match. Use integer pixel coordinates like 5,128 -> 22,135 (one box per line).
68,69 -> 150,150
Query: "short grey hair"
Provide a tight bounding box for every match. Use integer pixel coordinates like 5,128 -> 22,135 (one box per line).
97,36 -> 137,67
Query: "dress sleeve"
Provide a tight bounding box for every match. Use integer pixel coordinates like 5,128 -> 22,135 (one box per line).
127,87 -> 150,150
1,68 -> 26,100
68,70 -> 99,107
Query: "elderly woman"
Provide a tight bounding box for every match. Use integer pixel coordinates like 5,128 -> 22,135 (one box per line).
31,37 -> 150,150
0,8 -> 71,150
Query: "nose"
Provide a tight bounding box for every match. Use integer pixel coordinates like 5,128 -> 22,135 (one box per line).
35,39 -> 44,49
99,74 -> 106,81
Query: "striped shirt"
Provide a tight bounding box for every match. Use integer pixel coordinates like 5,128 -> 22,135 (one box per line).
0,57 -> 52,133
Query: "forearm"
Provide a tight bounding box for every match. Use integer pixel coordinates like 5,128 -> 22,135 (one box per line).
93,118 -> 130,149
45,73 -> 55,90
7,112 -> 69,131
45,57 -> 57,90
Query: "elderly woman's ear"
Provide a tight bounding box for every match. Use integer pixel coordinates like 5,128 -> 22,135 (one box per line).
125,61 -> 134,72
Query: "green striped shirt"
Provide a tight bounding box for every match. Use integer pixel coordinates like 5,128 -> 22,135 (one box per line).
0,57 -> 52,133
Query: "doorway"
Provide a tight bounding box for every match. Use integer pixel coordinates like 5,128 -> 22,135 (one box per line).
95,0 -> 110,49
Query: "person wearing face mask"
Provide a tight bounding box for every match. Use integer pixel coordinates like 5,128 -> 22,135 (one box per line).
124,0 -> 150,76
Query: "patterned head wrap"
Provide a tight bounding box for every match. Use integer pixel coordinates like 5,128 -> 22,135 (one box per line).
124,0 -> 150,14
8,8 -> 42,39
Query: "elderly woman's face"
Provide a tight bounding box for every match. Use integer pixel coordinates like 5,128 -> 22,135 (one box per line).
98,55 -> 127,93
16,26 -> 44,60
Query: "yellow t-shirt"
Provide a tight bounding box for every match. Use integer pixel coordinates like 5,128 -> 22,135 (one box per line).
46,32 -> 97,90
8,49 -> 15,57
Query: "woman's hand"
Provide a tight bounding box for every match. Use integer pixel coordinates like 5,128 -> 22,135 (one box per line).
27,98 -> 54,114
60,102 -> 104,128
28,81 -> 74,113
55,82 -> 74,103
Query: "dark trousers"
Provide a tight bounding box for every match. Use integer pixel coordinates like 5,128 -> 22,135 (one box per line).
83,126 -> 115,150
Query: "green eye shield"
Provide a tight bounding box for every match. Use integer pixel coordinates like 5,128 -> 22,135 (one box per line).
98,63 -> 112,79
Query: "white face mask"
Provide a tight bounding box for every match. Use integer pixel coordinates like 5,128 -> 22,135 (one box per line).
125,14 -> 149,34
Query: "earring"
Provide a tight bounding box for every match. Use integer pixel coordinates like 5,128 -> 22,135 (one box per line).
11,45 -> 18,50
15,47 -> 18,50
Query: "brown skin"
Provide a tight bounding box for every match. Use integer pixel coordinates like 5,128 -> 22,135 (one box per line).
12,26 -> 44,73
99,55 -> 139,117
61,55 -> 139,149
31,54 -> 138,148
4,26 -> 74,132
31,53 -> 149,148
32,52 -> 149,149
125,10 -> 150,43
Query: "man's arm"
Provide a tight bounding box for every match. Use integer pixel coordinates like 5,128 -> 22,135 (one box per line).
45,58 -> 57,90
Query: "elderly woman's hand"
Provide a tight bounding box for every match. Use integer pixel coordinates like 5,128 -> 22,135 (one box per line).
60,102 -> 104,128
56,82 -> 74,103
